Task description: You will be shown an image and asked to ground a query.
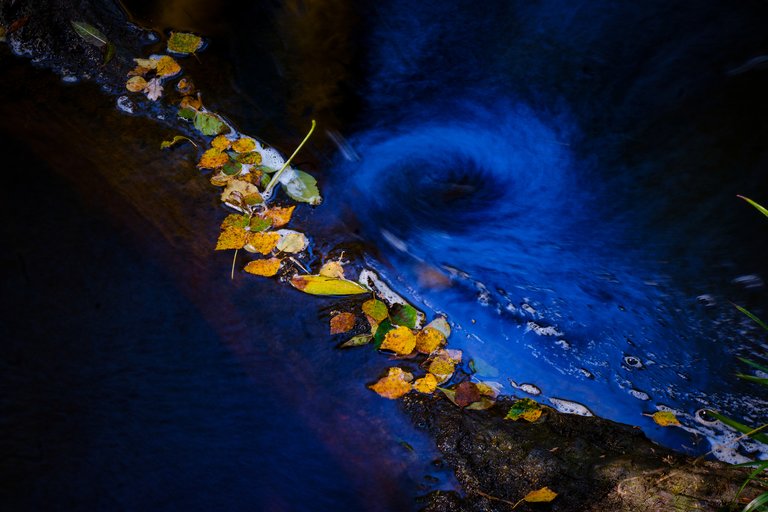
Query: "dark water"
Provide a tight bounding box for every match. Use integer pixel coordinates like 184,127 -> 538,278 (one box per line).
3,0 -> 768,509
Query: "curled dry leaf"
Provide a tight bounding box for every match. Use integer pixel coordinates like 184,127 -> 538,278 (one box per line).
330,312 -> 356,335
126,76 -> 147,92
651,411 -> 681,427
368,367 -> 413,400
414,327 -> 445,354
413,373 -> 438,394
221,179 -> 261,205
198,148 -> 229,169
244,258 -> 282,277
380,326 -> 416,355
319,260 -> 345,279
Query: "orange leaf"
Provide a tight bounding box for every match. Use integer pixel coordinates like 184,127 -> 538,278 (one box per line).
262,206 -> 295,228
243,258 -> 282,277
414,327 -> 445,354
232,137 -> 257,153
523,487 -> 557,503
368,367 -> 413,399
155,55 -> 181,77
198,148 -> 229,169
211,135 -> 231,150
380,326 -> 416,355
215,225 -> 247,250
126,76 -> 147,92
245,231 -> 280,255
330,312 -> 356,334
413,373 -> 438,394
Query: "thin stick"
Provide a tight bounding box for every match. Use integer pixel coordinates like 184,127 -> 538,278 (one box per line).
231,248 -> 238,280
262,120 -> 316,201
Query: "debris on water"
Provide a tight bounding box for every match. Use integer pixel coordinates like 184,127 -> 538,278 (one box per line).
508,379 -> 542,396
548,397 -> 593,416
697,294 -> 717,307
116,95 -> 134,114
623,355 -> 643,369
731,274 -> 764,289
629,389 -> 651,401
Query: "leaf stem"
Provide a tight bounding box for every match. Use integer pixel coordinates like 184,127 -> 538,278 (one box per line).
231,248 -> 238,280
262,120 -> 316,202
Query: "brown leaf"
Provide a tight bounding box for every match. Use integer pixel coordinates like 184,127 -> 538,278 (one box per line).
330,312 -> 356,334
454,381 -> 481,407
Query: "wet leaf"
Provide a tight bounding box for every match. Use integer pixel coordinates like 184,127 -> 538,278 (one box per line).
427,351 -> 458,383
198,148 -> 229,169
244,258 -> 282,277
125,76 -> 147,92
221,179 -> 261,205
178,107 -> 196,121
369,367 -> 413,399
413,373 -> 438,394
414,327 -> 446,354
236,151 -> 262,165
155,55 -> 181,77
440,386 -> 492,409
211,135 -> 231,150
263,206 -> 295,228
222,160 -> 242,176
145,77 -> 163,101
244,231 -> 280,255
194,111 -> 229,136
176,78 -> 195,94
160,135 -> 194,149
275,230 -> 309,253
133,57 -> 157,70
71,20 -> 108,48
221,214 -> 249,229
523,487 -> 557,503
454,381 -> 482,407
476,381 -> 502,398
319,261 -> 345,279
391,303 -> 418,328
330,312 -> 356,334
281,169 -> 322,205
232,137 -> 257,153
651,411 -> 680,427
380,326 -> 416,355
469,356 -> 499,378
215,225 -> 247,250
290,275 -> 369,296
103,43 -> 115,65
167,31 -> 203,54
180,94 -> 202,110
425,317 -> 451,338
362,299 -> 389,323
340,334 -> 372,348
248,216 -> 272,232
373,318 -> 394,349
505,398 -> 543,422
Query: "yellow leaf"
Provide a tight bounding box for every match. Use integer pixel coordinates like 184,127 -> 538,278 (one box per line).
243,258 -> 282,277
133,57 -> 157,70
414,327 -> 446,354
167,31 -> 203,54
369,367 -> 413,399
155,55 -> 181,77
215,225 -> 247,250
319,260 -> 345,279
330,312 -> 356,334
524,487 -> 557,503
211,135 -> 231,150
380,326 -> 416,355
290,275 -> 369,296
651,411 -> 681,427
427,356 -> 456,382
221,180 -> 262,205
198,148 -> 229,169
262,206 -> 295,228
361,299 -> 388,322
244,231 -> 280,255
413,373 -> 438,394
232,137 -> 257,153
505,398 -> 543,422
125,76 -> 147,92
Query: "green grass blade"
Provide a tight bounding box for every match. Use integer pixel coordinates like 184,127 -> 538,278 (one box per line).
739,358 -> 768,374
737,460 -> 768,497
733,304 -> 768,331
742,491 -> 768,512
738,195 -> 768,219
736,374 -> 768,386
705,411 -> 768,444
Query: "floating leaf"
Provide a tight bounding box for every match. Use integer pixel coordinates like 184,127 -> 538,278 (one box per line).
103,43 -> 115,65
215,225 -> 247,250
523,487 -> 557,504
319,261 -> 345,279
155,55 -> 181,77
167,31 -> 203,54
373,318 -> 394,349
650,411 -> 680,427
221,179 -> 261,206
369,367 -> 413,399
198,148 -> 229,169
380,326 -> 416,355
738,195 -> 768,219
178,107 -> 196,121
281,169 -> 322,205
391,303 -> 418,328
232,137 -> 257,153
244,231 -> 280,255
505,398 -> 542,422
340,334 -> 372,348
160,135 -> 194,149
71,20 -> 108,48
236,151 -> 262,165
290,275 -> 369,296
248,216 -> 272,232
125,76 -> 147,92
275,230 -> 309,253
362,299 -> 389,323
145,77 -> 163,101
222,160 -> 242,176
454,381 -> 481,407
263,206 -> 295,228
221,214 -> 249,229
194,111 -> 229,136
176,78 -> 195,94
211,135 -> 231,150
244,258 -> 282,277
180,94 -> 202,110
330,312 -> 356,335
427,350 -> 460,383
415,328 -> 445,354
476,381 -> 502,398
134,57 -> 157,70
413,374 -> 438,394
425,317 -> 451,338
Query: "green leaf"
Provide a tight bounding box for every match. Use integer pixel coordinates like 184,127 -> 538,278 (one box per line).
193,111 -> 229,136
739,358 -> 768,374
391,303 -> 418,328
103,42 -> 115,65
248,217 -> 272,232
736,374 -> 768,386
743,492 -> 768,512
733,304 -> 768,331
178,107 -> 196,121
167,31 -> 203,54
222,160 -> 242,176
70,20 -> 108,48
373,318 -> 394,349
339,334 -> 373,348
704,410 -> 768,444
290,275 -> 369,296
362,299 -> 389,322
736,460 -> 768,498
738,195 -> 768,219
160,135 -> 194,150
282,170 -> 322,205
505,398 -> 543,422
255,165 -> 279,174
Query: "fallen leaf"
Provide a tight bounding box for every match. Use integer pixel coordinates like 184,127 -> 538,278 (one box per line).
194,111 -> 229,136
369,367 -> 413,399
178,107 -> 196,121
330,312 -> 356,334
167,31 -> 203,54
222,161 -> 242,176
425,317 -> 451,338
232,137 -> 257,153
290,275 -> 369,296
380,326 -> 416,355
244,258 -> 282,277
221,179 -> 261,205
103,43 -> 115,65
155,55 -> 181,77
244,231 -> 280,255
523,487 -> 557,503
391,303 -> 419,328
275,230 -> 309,253
215,225 -> 247,250
340,334 -> 372,348
125,76 -> 147,92
280,169 -> 322,205
413,373 -> 438,394
211,135 -> 231,150
134,57 -> 157,70
221,214 -> 249,229
236,151 -> 262,165
476,382 -> 502,398
198,148 -> 229,169
160,135 -> 194,149
145,77 -> 163,101
651,411 -> 681,427
427,349 -> 461,383
454,381 -> 482,407
176,78 -> 195,94
71,20 -> 108,48
362,299 -> 389,323
414,327 -> 445,354
319,260 -> 345,279
262,206 -> 295,228
505,398 -> 543,422
372,318 -> 394,348
179,94 -> 202,110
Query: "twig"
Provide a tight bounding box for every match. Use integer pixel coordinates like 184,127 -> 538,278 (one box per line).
231,248 -> 238,280
262,120 -> 316,201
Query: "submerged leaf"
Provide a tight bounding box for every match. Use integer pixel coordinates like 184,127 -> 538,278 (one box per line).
330,312 -> 356,334
369,367 -> 413,399
340,334 -> 373,348
167,31 -> 203,54
290,275 -> 369,296
380,326 -> 416,355
103,42 -> 115,65
70,21 -> 108,47
523,487 -> 557,503
651,411 -> 681,427
505,398 -> 543,422
243,258 -> 282,277
194,111 -> 229,136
